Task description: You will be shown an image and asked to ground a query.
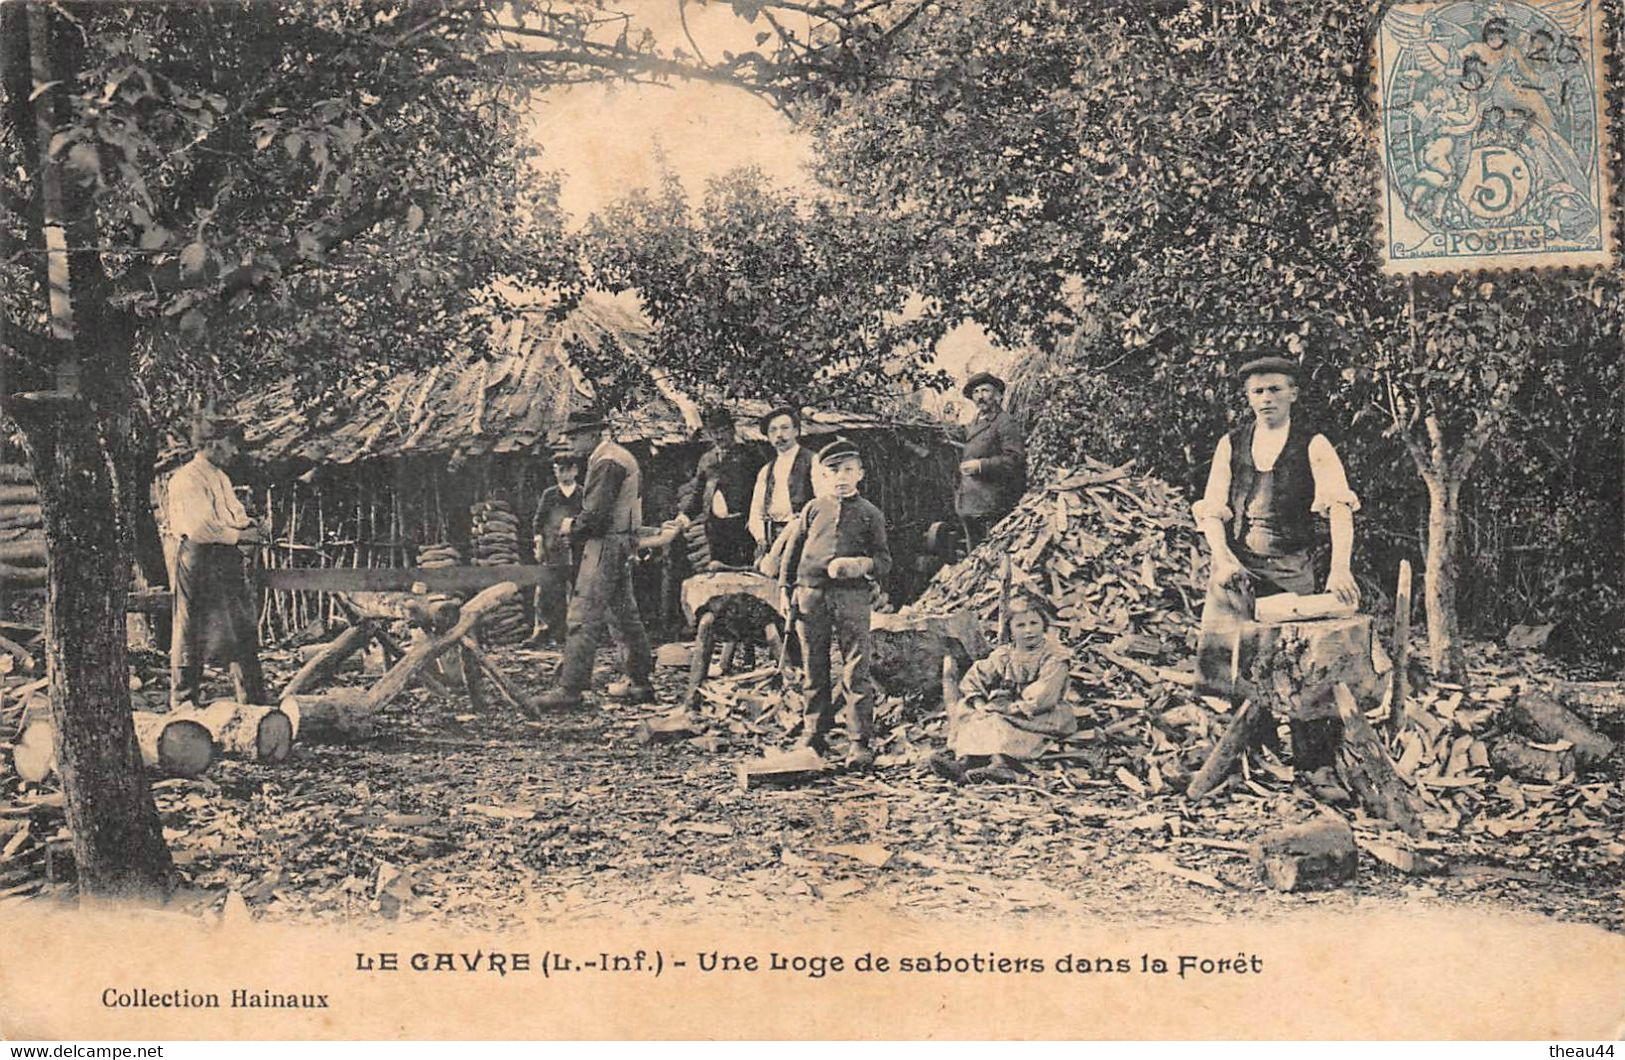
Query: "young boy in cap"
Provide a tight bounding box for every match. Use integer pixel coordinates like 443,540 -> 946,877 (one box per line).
526,448 -> 584,646
1192,355 -> 1360,787
775,437 -> 891,768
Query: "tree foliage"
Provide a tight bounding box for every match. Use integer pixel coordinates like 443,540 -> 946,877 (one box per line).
797,0 -> 1624,670
584,164 -> 947,408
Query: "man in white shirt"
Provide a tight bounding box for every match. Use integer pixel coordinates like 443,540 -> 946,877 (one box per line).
165,416 -> 267,708
747,404 -> 817,558
1192,356 -> 1360,779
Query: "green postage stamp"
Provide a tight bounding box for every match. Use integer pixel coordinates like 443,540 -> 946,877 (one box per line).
1375,0 -> 1615,273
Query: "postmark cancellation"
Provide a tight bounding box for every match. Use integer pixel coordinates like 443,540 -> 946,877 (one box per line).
1375,0 -> 1615,273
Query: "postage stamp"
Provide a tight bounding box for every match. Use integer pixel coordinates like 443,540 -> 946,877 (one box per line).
1375,0 -> 1615,274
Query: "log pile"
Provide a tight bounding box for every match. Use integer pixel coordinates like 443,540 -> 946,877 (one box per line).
0,464 -> 45,589
470,501 -> 526,645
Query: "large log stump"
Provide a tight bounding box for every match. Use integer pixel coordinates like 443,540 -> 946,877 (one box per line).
1197,615 -> 1384,711
869,609 -> 986,705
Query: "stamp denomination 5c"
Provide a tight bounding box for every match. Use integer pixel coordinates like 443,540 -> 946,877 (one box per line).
1375,0 -> 1614,273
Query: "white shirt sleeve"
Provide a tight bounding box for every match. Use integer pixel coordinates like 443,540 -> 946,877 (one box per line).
1191,435 -> 1233,523
1308,435 -> 1360,514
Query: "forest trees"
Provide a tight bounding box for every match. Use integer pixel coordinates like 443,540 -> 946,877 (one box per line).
796,0 -> 1623,677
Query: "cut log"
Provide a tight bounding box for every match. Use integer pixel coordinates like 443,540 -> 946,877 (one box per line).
280,620 -> 376,698
1508,692 -> 1614,766
735,746 -> 835,790
364,582 -> 518,712
0,485 -> 39,506
405,598 -> 462,632
0,505 -> 42,530
280,690 -> 375,743
14,708 -> 213,781
1488,736 -> 1574,784
635,709 -> 703,746
176,701 -> 294,764
1250,817 -> 1357,892
0,565 -> 47,588
1333,684 -> 1425,837
1185,698 -> 1270,800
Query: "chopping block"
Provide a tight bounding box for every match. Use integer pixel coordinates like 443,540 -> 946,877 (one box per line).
1196,614 -> 1385,718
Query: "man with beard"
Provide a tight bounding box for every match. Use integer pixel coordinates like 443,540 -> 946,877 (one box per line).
955,371 -> 1026,551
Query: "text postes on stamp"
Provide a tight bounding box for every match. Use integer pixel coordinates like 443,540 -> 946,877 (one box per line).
1376,0 -> 1614,274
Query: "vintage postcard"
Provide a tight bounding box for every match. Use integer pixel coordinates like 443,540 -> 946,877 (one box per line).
1,0 -> 1621,1043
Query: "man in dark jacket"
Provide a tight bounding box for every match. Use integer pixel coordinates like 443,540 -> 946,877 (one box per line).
526,449 -> 584,646
532,412 -> 655,710
679,404 -> 762,568
747,404 -> 817,557
955,371 -> 1026,551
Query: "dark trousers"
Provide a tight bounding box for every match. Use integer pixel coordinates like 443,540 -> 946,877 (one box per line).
170,540 -> 267,706
795,583 -> 875,746
557,534 -> 652,693
532,562 -> 573,641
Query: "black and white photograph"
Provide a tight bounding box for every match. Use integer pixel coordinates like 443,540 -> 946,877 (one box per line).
0,0 -> 1621,1042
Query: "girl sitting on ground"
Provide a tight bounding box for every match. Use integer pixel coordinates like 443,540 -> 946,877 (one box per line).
931,592 -> 1075,784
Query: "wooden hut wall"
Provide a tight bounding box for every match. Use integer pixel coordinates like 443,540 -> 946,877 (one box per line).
253,426 -> 958,644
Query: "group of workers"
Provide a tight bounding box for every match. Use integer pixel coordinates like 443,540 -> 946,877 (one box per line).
162,353 -> 1357,784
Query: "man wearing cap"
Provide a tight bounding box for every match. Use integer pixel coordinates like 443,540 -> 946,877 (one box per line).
747,404 -> 817,557
526,449 -> 585,647
776,437 -> 892,769
956,371 -> 1026,551
164,416 -> 268,708
678,404 -> 762,568
1193,356 -> 1360,777
533,412 -> 655,709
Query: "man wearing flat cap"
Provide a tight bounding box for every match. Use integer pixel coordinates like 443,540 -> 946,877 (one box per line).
678,404 -> 762,568
747,404 -> 817,557
956,371 -> 1026,551
165,415 -> 269,708
1192,356 -> 1360,776
534,411 -> 655,709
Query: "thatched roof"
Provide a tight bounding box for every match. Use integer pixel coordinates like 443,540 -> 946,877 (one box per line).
228,294 -> 940,468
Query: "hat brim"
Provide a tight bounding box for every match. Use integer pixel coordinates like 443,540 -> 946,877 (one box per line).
962,373 -> 1006,398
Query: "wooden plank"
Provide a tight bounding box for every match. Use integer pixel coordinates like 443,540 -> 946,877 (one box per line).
258,565 -> 546,592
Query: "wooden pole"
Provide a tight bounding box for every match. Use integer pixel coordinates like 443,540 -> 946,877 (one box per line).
1389,559 -> 1412,731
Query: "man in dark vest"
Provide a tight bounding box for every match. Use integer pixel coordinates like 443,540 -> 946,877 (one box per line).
955,371 -> 1026,551
747,404 -> 817,558
678,404 -> 761,568
1193,356 -> 1360,777
525,448 -> 584,647
533,411 -> 655,710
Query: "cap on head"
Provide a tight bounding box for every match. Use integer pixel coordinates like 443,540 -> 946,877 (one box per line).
1238,356 -> 1300,382
816,436 -> 862,469
962,371 -> 1007,398
192,415 -> 250,449
758,404 -> 801,433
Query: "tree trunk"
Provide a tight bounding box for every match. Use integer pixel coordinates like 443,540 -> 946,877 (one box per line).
21,404 -> 174,899
1420,469 -> 1466,682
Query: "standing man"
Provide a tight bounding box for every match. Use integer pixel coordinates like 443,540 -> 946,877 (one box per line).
955,371 -> 1026,552
679,404 -> 761,569
747,404 -> 817,557
776,438 -> 892,770
532,412 -> 655,709
525,448 -> 584,647
1192,355 -> 1360,777
165,415 -> 268,708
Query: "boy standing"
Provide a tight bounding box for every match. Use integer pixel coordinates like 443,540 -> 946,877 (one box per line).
776,438 -> 891,769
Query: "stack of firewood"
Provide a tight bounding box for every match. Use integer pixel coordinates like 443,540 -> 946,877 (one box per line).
470,501 -> 526,645
0,464 -> 44,589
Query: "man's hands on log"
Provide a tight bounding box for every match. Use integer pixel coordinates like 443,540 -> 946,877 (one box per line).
826,557 -> 872,580
1210,548 -> 1248,591
1326,567 -> 1360,609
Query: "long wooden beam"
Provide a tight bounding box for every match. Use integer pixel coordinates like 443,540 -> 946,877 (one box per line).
258,565 -> 546,592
